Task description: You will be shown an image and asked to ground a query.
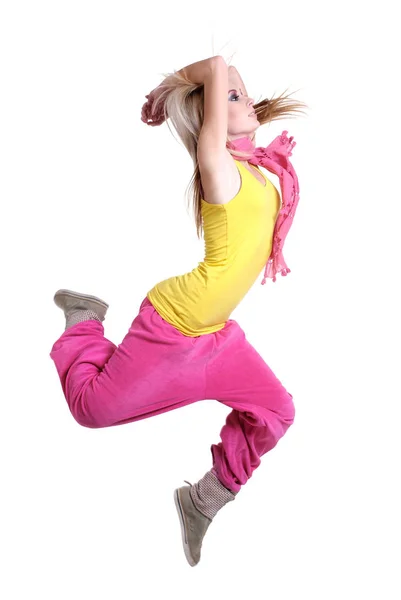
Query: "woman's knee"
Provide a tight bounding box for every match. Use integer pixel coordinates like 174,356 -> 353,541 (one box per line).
69,403 -> 105,428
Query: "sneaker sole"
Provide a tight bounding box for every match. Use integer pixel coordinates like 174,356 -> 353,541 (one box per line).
173,488 -> 197,567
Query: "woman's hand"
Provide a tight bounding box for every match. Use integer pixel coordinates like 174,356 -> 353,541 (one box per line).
141,84 -> 169,127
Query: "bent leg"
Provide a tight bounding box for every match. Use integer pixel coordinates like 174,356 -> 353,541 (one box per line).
205,319 -> 295,493
49,297 -> 205,428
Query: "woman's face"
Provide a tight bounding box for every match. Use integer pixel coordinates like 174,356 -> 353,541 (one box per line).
227,67 -> 260,142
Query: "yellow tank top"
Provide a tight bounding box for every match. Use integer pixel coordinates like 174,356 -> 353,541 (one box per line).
146,159 -> 281,337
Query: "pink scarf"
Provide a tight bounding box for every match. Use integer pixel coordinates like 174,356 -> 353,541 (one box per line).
226,130 -> 300,284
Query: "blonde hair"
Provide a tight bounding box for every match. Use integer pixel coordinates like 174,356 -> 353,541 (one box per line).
151,68 -> 309,240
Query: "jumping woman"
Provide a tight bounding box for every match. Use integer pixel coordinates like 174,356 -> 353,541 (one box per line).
50,55 -> 308,567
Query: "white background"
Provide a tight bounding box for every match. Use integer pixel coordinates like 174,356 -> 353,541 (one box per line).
1,1 -> 400,598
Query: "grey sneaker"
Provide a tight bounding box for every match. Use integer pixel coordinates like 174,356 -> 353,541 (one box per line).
174,481 -> 212,567
54,289 -> 109,321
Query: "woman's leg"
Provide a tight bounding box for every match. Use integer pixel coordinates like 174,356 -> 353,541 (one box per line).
173,318 -> 295,566
202,318 -> 295,495
49,297 -> 206,428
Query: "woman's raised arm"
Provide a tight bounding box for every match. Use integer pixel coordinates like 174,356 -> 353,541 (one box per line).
141,56 -> 225,126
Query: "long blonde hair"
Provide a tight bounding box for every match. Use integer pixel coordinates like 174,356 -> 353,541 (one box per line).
151,68 -> 309,240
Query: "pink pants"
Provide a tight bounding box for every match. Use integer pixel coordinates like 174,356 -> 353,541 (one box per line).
49,296 -> 295,493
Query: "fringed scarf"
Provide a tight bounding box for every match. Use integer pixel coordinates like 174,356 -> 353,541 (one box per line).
226,130 -> 300,284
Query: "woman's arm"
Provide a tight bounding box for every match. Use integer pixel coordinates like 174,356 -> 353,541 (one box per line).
141,56 -> 225,126
173,55 -> 224,85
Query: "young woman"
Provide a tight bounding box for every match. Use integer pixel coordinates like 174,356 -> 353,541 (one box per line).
50,55 -> 307,567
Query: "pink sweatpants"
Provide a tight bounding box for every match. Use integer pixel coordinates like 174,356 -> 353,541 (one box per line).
49,296 -> 295,493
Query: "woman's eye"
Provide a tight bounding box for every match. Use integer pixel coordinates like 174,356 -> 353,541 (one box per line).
230,94 -> 240,101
